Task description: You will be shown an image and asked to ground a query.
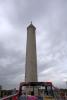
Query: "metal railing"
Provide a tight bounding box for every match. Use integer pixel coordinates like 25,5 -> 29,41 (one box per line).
0,93 -> 18,100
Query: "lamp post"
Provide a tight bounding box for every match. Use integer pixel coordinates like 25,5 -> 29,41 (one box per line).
66,81 -> 67,89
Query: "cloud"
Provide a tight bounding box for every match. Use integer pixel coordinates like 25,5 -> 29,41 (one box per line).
0,41 -> 25,89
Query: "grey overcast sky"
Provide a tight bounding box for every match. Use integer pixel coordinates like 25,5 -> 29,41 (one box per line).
0,0 -> 67,89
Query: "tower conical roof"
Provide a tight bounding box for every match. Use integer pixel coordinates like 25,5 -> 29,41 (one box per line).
27,22 -> 36,30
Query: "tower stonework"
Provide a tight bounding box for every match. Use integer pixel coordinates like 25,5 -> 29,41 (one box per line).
25,23 -> 38,82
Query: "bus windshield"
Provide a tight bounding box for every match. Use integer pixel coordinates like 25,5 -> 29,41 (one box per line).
19,82 -> 54,97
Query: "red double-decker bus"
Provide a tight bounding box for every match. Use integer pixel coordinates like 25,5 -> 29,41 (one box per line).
1,82 -> 60,100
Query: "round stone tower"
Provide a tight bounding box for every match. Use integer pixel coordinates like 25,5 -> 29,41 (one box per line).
25,22 -> 38,82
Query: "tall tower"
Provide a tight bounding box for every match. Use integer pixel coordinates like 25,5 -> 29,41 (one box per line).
25,23 -> 37,82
